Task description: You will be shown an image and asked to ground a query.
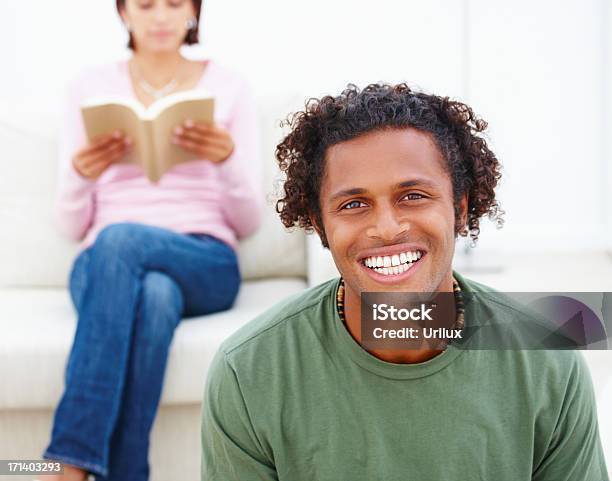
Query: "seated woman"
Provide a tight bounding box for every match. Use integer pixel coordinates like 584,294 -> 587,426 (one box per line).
40,1 -> 263,480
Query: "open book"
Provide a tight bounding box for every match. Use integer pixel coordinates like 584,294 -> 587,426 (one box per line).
81,90 -> 214,182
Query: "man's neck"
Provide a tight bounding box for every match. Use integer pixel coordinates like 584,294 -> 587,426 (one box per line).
343,274 -> 455,364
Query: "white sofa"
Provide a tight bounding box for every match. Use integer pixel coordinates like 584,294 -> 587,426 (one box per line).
0,98 -> 338,481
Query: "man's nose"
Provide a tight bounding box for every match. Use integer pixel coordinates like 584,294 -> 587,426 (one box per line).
367,206 -> 409,241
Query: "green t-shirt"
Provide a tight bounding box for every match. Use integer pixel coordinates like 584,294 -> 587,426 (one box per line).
201,272 -> 609,481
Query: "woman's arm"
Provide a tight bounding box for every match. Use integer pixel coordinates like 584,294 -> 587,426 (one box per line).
54,79 -> 96,241
215,80 -> 265,240
54,77 -> 131,241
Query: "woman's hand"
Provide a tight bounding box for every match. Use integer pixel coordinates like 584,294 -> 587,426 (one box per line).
72,131 -> 132,180
171,120 -> 234,163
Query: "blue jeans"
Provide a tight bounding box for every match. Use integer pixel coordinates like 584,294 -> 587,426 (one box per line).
43,223 -> 240,481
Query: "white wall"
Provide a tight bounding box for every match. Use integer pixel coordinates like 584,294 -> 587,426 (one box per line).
606,0 -> 612,252
465,0 -> 609,252
0,0 -> 609,253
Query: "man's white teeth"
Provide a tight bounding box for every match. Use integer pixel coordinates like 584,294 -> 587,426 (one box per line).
363,250 -> 423,272
373,263 -> 413,276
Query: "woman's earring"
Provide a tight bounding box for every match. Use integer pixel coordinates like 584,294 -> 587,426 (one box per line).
185,17 -> 197,30
125,21 -> 132,32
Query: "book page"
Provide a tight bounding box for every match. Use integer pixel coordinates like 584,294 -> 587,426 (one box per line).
141,120 -> 159,182
150,95 -> 215,176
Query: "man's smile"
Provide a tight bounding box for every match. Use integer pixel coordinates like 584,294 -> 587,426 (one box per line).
357,244 -> 427,285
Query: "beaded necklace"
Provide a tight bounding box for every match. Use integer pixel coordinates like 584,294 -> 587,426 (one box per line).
336,277 -> 465,347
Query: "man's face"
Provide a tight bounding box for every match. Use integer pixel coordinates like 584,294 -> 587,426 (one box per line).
317,128 -> 466,294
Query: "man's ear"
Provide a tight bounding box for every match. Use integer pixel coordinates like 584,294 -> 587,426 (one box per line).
309,212 -> 323,237
308,212 -> 329,249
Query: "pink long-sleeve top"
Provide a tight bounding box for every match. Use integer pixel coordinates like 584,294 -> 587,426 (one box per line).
55,59 -> 264,251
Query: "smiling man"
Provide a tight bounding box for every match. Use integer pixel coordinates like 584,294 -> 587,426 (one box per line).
201,84 -> 609,480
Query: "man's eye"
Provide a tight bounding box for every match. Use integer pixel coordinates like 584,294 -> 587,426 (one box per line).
342,200 -> 365,210
404,193 -> 425,201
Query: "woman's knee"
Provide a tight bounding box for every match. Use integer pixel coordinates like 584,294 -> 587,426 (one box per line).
92,223 -> 152,258
68,249 -> 91,310
137,272 -> 184,340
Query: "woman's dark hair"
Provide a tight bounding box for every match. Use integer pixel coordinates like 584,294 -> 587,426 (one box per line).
275,83 -> 504,248
116,0 -> 202,50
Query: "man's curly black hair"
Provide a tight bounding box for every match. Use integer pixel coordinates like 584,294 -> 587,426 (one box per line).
275,83 -> 504,249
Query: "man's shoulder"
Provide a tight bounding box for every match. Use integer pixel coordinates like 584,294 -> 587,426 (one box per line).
453,271 -> 538,323
218,277 -> 340,357
455,271 -> 588,359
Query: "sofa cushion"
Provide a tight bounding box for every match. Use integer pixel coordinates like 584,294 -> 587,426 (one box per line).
0,277 -> 307,410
